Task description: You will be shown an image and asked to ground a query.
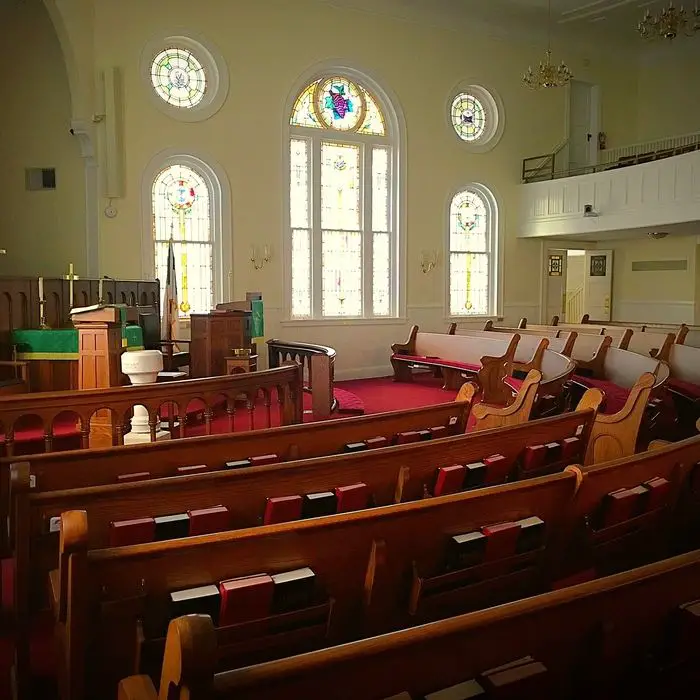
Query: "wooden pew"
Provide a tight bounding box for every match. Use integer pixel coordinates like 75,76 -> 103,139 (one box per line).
136,550 -> 700,700
482,320 -> 578,357
50,432 -> 700,699
655,342 -> 700,439
54,472 -> 581,699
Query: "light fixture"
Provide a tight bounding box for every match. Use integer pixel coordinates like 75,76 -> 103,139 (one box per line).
420,250 -> 438,274
648,231 -> 669,239
250,244 -> 271,270
523,0 -> 573,89
637,2 -> 700,41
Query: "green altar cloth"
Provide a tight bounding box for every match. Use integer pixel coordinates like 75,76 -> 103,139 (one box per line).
251,299 -> 264,338
12,325 -> 144,360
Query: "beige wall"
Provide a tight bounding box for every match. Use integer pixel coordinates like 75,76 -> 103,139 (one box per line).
609,235 -> 698,324
637,42 -> 700,143
0,0 -> 85,277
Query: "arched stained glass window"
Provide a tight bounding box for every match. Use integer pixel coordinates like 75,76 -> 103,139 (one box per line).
448,187 -> 498,316
288,72 -> 397,320
151,47 -> 207,108
152,163 -> 214,316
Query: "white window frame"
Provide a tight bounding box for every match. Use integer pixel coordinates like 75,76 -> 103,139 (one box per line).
447,82 -> 505,154
141,150 -> 232,315
283,65 -> 406,324
445,184 -> 502,320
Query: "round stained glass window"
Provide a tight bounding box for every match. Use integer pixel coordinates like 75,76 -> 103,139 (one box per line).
313,77 -> 366,132
151,47 -> 207,108
451,93 -> 486,142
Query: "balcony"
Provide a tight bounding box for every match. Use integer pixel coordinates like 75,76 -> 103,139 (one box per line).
519,132 -> 700,239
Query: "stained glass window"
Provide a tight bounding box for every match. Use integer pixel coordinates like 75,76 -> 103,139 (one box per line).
289,73 -> 396,319
153,164 -> 213,315
451,93 -> 486,142
151,47 -> 207,108
449,188 -> 496,316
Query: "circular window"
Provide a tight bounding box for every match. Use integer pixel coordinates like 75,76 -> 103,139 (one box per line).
142,34 -> 229,122
151,47 -> 207,108
448,84 -> 504,152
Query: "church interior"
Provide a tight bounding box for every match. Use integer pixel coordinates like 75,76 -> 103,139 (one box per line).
1,0 -> 700,697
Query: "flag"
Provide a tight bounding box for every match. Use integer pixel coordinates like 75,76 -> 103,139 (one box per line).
161,239 -> 179,341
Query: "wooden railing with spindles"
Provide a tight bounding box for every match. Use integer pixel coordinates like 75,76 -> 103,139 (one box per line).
0,364 -> 303,456
267,339 -> 336,419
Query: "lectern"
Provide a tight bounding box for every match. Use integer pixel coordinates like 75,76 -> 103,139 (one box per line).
71,305 -> 123,447
189,310 -> 252,377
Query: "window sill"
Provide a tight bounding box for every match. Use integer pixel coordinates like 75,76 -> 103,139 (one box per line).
446,315 -> 504,323
280,317 -> 409,328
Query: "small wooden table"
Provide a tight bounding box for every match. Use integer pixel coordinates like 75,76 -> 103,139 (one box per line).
225,354 -> 258,375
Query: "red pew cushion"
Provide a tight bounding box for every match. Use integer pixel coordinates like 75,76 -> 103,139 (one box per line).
574,375 -> 629,415
668,378 -> 700,400
391,354 -> 480,373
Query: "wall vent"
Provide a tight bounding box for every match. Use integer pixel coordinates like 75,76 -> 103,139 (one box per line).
25,168 -> 56,191
631,259 -> 687,272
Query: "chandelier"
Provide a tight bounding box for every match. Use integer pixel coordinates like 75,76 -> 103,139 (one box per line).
637,2 -> 700,41
523,0 -> 572,89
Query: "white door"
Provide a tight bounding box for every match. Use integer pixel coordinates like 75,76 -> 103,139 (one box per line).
583,250 -> 613,322
545,249 -> 568,325
568,80 -> 598,171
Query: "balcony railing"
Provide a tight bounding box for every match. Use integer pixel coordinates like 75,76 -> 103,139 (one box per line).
522,131 -> 700,184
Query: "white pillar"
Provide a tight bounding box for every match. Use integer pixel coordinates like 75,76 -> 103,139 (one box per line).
121,350 -> 171,444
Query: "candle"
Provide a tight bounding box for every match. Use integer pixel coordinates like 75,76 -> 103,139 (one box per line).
68,263 -> 74,307
98,278 -> 103,302
38,276 -> 43,301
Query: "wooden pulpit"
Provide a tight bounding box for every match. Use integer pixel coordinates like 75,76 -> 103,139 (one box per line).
71,306 -> 123,447
189,310 -> 252,378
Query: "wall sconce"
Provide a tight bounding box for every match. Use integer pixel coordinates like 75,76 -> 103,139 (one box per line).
420,250 -> 438,274
250,245 -> 271,270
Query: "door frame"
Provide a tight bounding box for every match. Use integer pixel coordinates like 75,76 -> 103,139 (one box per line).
564,80 -> 601,168
538,240 -> 597,323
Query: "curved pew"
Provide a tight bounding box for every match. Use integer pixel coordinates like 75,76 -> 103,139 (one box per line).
657,342 -> 700,438
483,320 -> 578,357
55,472 -> 581,700
58,431 -> 700,700
142,550 -> 700,700
390,326 -> 518,392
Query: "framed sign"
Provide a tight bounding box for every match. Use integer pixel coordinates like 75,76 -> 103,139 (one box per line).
548,254 -> 563,276
590,255 -> 607,277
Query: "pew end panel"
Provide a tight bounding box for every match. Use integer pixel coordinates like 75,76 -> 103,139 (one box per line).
117,675 -> 157,700
470,370 -> 541,431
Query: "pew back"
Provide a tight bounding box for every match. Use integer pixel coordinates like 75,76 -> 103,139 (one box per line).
413,332 -> 513,366
666,344 -> 700,385
625,330 -> 674,360
604,347 -> 667,389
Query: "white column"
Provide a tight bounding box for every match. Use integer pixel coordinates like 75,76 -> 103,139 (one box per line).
121,350 -> 170,444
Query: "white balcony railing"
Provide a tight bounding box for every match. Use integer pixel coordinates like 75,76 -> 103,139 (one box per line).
599,131 -> 700,165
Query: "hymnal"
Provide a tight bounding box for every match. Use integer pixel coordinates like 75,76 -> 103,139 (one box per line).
170,584 -> 221,624
522,444 -> 545,471
344,442 -> 367,453
463,462 -> 486,489
517,516 -> 545,552
302,491 -> 337,518
154,513 -> 190,541
481,522 -> 520,561
335,483 -> 369,513
188,505 -> 230,536
424,679 -> 485,699
263,495 -> 303,525
109,517 -> 155,547
429,425 -> 448,439
219,574 -> 274,625
480,660 -> 549,698
176,464 -> 211,475
561,436 -> 581,460
642,477 -> 670,513
483,454 -> 509,484
117,472 -> 151,483
366,436 -> 389,450
225,459 -> 252,469
271,567 -> 316,612
447,531 -> 486,570
544,442 -> 561,462
599,487 -> 642,527
434,465 -> 466,496
418,429 -> 432,441
395,431 -> 420,445
249,454 -> 280,466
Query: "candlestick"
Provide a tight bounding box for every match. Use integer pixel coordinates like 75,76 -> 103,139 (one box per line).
98,278 -> 103,303
38,276 -> 50,329
38,275 -> 43,301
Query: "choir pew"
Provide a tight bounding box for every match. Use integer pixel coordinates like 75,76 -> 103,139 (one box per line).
138,550 -> 700,700
54,473 -> 581,700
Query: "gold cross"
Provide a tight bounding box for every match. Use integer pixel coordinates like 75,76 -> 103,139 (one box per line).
62,262 -> 80,307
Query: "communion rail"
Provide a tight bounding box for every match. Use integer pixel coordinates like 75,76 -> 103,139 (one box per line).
0,364 -> 303,457
267,339 -> 337,419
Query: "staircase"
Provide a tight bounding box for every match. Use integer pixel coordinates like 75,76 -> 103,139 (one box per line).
565,286 -> 583,324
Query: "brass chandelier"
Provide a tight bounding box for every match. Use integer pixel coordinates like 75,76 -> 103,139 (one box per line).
637,2 -> 700,41
523,0 -> 572,90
